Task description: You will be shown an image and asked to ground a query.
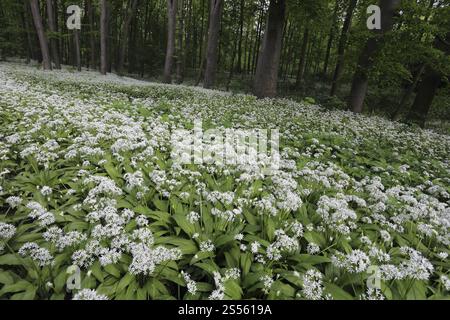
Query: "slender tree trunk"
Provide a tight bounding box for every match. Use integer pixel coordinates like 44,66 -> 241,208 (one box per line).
323,0 -> 339,77
330,0 -> 358,96
100,0 -> 108,75
176,0 -> 185,83
22,1 -> 34,63
236,0 -> 244,73
46,0 -> 61,69
349,0 -> 400,113
163,0 -> 177,83
74,29 -> 81,71
253,0 -> 286,98
29,0 -> 52,70
87,0 -> 96,69
295,27 -> 309,87
203,0 -> 223,89
118,0 -> 139,74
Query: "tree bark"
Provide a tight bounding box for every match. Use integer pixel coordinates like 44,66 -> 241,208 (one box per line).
391,64 -> 425,121
163,0 -> 177,83
22,1 -> 34,63
323,0 -> 339,77
100,0 -> 108,75
330,0 -> 358,96
348,0 -> 400,113
29,0 -> 52,70
406,33 -> 450,127
253,0 -> 286,98
118,0 -> 139,74
87,0 -> 96,69
295,27 -> 309,87
176,0 -> 185,83
236,0 -> 245,73
74,29 -> 81,71
46,0 -> 61,69
203,0 -> 223,89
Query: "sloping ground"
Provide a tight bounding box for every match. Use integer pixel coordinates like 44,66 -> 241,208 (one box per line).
0,62 -> 449,300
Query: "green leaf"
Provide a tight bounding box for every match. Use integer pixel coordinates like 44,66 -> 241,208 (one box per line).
0,254 -> 22,266
116,273 -> 135,293
324,283 -> 354,300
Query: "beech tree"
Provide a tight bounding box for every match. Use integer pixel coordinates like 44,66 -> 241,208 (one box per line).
203,0 -> 223,89
163,0 -> 177,83
253,0 -> 286,98
100,0 -> 108,75
29,0 -> 52,70
46,0 -> 61,69
348,0 -> 401,113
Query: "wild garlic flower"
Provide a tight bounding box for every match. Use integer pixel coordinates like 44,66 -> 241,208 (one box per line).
302,269 -> 324,300
72,289 -> 108,300
18,242 -> 53,267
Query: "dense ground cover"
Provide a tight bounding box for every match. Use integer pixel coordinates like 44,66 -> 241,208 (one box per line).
0,62 -> 449,300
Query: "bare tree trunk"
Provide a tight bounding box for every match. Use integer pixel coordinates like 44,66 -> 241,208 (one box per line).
295,27 -> 309,87
176,0 -> 185,83
163,0 -> 177,83
203,0 -> 223,88
87,0 -> 96,69
405,67 -> 441,128
22,1 -> 34,63
195,0 -> 208,86
253,0 -> 286,98
29,0 -> 52,70
74,29 -> 81,71
236,0 -> 244,73
117,0 -> 139,74
406,33 -> 450,127
46,0 -> 61,69
348,0 -> 400,113
391,64 -> 426,121
100,0 -> 108,75
330,0 -> 357,96
323,0 -> 339,77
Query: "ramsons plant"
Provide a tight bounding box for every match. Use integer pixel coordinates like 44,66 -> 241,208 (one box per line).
0,62 -> 448,300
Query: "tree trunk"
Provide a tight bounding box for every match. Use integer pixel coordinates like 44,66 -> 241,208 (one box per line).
118,0 -> 139,74
203,0 -> 223,89
323,0 -> 339,77
236,0 -> 244,73
22,1 -> 34,63
87,0 -> 96,69
405,67 -> 441,128
348,0 -> 400,113
74,29 -> 81,71
29,0 -> 52,70
46,0 -> 61,69
391,64 -> 425,121
176,0 -> 185,83
163,0 -> 177,83
406,33 -> 450,127
253,0 -> 286,98
100,0 -> 108,75
330,0 -> 357,96
295,27 -> 309,87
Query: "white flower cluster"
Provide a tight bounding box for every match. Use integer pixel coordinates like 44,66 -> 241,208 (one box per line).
26,201 -> 55,227
0,222 -> 16,251
332,249 -> 370,273
302,269 -> 324,300
182,271 -> 198,295
72,289 -> 109,300
18,242 -> 53,267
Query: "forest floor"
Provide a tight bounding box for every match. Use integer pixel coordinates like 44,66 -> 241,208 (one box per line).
0,62 -> 449,300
